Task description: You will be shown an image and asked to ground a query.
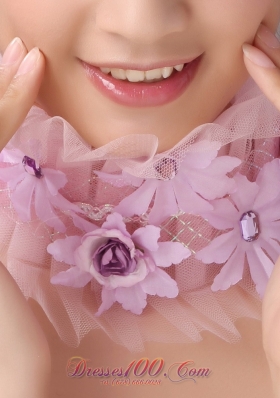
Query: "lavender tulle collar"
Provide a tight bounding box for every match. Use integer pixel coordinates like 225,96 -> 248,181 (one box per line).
0,76 -> 280,317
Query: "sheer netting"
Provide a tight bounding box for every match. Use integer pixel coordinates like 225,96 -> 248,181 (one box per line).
0,77 -> 279,352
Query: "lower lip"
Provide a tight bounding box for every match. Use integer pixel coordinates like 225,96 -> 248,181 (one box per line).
80,56 -> 202,107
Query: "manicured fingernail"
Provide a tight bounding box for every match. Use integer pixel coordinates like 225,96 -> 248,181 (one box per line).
257,24 -> 280,49
1,37 -> 24,66
15,47 -> 40,76
242,44 -> 276,68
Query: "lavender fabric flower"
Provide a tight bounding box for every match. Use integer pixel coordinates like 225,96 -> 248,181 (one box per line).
0,148 -> 80,232
97,140 -> 241,225
196,159 -> 280,297
48,212 -> 191,315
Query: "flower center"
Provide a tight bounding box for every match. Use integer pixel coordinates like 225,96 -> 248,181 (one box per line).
240,211 -> 260,242
154,158 -> 178,180
22,156 -> 43,179
94,238 -> 136,276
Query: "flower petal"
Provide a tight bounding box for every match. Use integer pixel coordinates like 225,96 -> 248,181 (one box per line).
131,225 -> 160,252
262,224 -> 280,251
47,236 -> 81,265
95,288 -> 116,316
206,156 -> 241,175
50,193 -> 82,214
43,168 -> 68,195
230,174 -> 259,212
75,235 -> 108,274
253,246 -> 274,279
0,148 -> 23,163
254,158 -> 280,209
181,140 -> 220,169
114,179 -> 158,217
246,246 -> 274,297
196,230 -> 239,264
174,175 -> 212,214
95,170 -> 143,188
186,156 -> 240,200
71,212 -> 98,233
140,267 -> 179,298
50,266 -> 92,288
35,183 -> 66,232
102,212 -> 129,237
122,171 -> 143,187
147,242 -> 191,267
11,176 -> 36,221
148,180 -> 179,225
202,198 -> 238,230
0,164 -> 24,185
94,257 -> 148,289
211,247 -> 245,291
260,202 -> 280,223
90,228 -> 134,250
257,236 -> 280,264
114,284 -> 147,314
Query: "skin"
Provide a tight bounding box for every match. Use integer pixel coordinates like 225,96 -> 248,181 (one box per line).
0,263 -> 51,397
1,0 -> 280,397
1,0 -> 280,151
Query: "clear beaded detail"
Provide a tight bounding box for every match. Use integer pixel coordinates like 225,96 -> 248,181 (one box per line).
75,203 -> 114,221
240,211 -> 260,242
74,202 -> 149,225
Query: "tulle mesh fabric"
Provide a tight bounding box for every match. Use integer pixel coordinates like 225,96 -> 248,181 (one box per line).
0,77 -> 279,352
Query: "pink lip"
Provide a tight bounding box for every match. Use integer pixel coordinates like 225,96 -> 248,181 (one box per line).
80,55 -> 203,107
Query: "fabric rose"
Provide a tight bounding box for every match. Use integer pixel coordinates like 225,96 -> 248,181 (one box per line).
48,212 -> 191,315
96,140 -> 241,225
0,148 -> 80,232
196,159 -> 280,297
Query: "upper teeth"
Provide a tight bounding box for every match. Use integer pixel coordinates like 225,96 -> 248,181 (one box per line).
100,64 -> 184,82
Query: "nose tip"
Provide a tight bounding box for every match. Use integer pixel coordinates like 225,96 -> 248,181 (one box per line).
95,0 -> 189,45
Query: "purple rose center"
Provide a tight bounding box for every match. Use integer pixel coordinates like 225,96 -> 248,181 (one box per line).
94,238 -> 137,277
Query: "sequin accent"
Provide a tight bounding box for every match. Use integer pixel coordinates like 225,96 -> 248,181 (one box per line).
240,211 -> 260,242
22,156 -> 43,179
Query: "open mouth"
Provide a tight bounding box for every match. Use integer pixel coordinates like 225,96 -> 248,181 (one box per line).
80,54 -> 203,107
98,63 -> 186,83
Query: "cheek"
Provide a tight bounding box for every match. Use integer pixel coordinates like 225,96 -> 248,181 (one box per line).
0,0 -> 79,53
207,0 -> 272,20
200,0 -> 274,44
0,1 -> 47,52
198,0 -> 277,82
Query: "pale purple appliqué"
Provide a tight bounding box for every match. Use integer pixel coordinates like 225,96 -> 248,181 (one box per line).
48,212 -> 191,315
196,159 -> 280,297
240,211 -> 260,242
0,148 -> 80,232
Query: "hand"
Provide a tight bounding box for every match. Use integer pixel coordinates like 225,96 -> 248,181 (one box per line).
262,256 -> 280,397
243,25 -> 280,396
242,24 -> 280,111
0,262 -> 50,397
0,37 -> 45,150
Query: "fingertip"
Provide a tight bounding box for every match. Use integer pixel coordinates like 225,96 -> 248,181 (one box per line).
242,43 -> 253,55
35,50 -> 45,79
242,43 -> 276,68
37,48 -> 45,66
255,24 -> 280,50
